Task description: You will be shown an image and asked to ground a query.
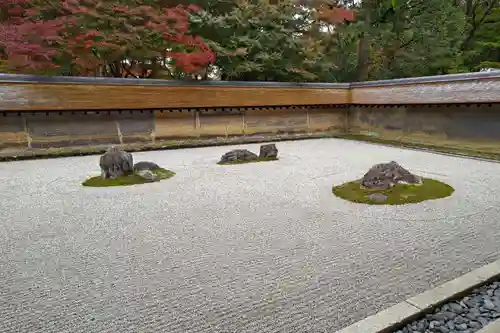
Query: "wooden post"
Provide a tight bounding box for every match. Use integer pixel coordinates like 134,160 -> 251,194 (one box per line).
115,121 -> 123,144
22,115 -> 32,148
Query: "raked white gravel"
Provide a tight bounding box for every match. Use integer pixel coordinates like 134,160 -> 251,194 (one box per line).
1,138 -> 499,333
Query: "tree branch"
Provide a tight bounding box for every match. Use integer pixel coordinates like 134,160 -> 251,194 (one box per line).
461,0 -> 499,50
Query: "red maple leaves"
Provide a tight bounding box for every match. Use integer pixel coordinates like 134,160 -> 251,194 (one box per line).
0,0 -> 215,75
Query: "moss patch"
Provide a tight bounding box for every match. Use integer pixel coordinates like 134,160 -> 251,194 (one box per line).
332,178 -> 454,205
82,168 -> 175,187
337,134 -> 500,161
217,157 -> 279,165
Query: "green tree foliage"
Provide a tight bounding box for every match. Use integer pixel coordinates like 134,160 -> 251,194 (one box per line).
2,0 -> 500,81
189,0 -> 340,81
464,7 -> 500,70
339,0 -> 467,81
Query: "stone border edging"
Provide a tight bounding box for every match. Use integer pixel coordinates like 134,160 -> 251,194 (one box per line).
3,133 -> 500,164
477,318 -> 500,333
335,259 -> 500,333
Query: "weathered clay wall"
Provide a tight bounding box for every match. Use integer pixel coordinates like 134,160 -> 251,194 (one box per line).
348,104 -> 500,153
153,106 -> 348,141
0,112 -> 155,149
0,106 -> 348,149
2,72 -> 500,151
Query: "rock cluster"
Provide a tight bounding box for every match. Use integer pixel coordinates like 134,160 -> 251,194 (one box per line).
259,144 -> 278,159
99,147 -> 161,181
361,161 -> 422,190
219,144 -> 279,164
394,281 -> 500,333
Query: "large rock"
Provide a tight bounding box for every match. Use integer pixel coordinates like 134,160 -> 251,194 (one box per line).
219,149 -> 258,164
259,144 -> 278,159
134,161 -> 161,172
99,146 -> 134,179
361,161 -> 422,190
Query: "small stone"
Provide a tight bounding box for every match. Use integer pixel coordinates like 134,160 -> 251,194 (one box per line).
483,312 -> 494,318
136,170 -> 157,181
464,299 -> 474,307
447,321 -> 455,330
432,313 -> 449,321
416,321 -> 428,331
429,320 -> 441,328
472,295 -> 484,303
484,299 -> 496,310
465,312 -> 478,321
441,304 -> 451,312
454,316 -> 467,324
437,327 -> 449,333
494,289 -> 500,297
456,323 -> 468,331
469,321 -> 482,329
442,311 -> 457,320
487,289 -> 495,297
367,193 -> 388,201
478,317 -> 490,326
450,302 -> 465,313
470,308 -> 481,317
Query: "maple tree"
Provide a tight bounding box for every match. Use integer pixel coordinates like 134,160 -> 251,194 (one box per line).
0,0 -> 215,76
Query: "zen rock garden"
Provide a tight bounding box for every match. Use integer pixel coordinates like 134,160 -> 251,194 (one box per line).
333,161 -> 454,205
82,145 -> 454,206
217,143 -> 279,165
82,146 -> 175,187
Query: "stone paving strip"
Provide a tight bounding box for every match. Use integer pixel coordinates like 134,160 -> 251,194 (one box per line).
335,259 -> 500,333
2,138 -> 500,333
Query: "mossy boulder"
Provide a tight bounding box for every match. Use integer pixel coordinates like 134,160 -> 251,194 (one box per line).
333,177 -> 454,205
82,168 -> 175,187
99,146 -> 134,179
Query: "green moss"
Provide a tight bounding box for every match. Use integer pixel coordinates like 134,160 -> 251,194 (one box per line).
332,178 -> 454,205
217,157 -> 279,165
337,134 -> 500,161
82,168 -> 175,187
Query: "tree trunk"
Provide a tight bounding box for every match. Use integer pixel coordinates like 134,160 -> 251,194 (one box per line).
356,0 -> 375,82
